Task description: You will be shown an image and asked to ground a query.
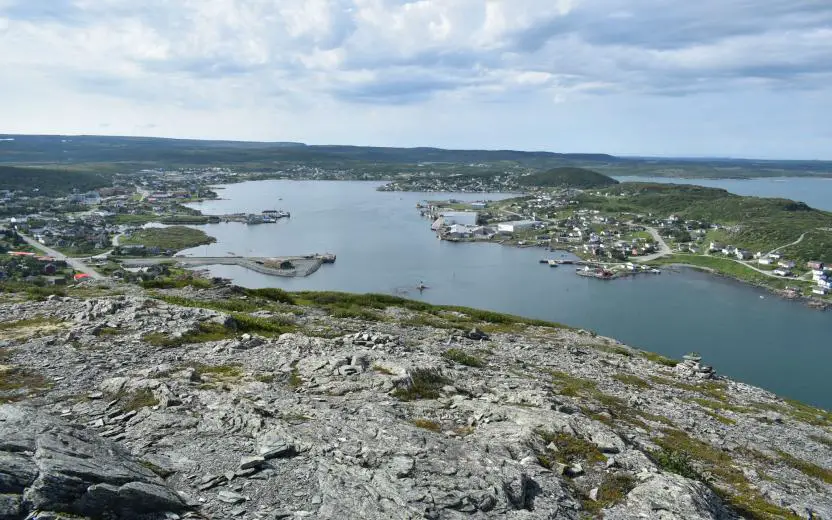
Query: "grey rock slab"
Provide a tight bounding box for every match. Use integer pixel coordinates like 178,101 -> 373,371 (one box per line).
0,404 -> 188,519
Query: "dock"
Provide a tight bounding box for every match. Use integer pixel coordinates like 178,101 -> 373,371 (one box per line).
122,253 -> 334,278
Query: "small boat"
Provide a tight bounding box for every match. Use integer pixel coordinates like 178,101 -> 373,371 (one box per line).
548,259 -> 559,267
417,282 -> 429,291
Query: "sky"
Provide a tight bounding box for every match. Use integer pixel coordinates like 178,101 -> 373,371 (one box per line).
1,0 -> 831,159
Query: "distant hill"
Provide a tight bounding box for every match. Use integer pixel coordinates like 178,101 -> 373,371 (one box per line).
517,167 -> 619,189
0,134 -> 618,169
0,166 -> 110,196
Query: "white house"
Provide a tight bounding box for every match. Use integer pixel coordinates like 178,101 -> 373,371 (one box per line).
773,268 -> 792,277
778,260 -> 796,269
447,224 -> 472,238
812,270 -> 828,282
758,257 -> 774,265
735,249 -> 752,260
440,211 -> 478,227
497,220 -> 538,234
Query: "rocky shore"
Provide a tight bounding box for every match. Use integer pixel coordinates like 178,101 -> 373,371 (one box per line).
0,287 -> 830,519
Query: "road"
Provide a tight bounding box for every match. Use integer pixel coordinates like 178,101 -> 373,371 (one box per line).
768,232 -> 806,255
635,226 -> 672,263
18,234 -> 104,280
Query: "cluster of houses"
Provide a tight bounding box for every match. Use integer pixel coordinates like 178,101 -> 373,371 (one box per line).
11,214 -> 117,253
809,261 -> 831,295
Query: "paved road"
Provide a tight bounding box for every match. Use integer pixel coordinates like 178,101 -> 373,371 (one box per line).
18,234 -> 104,279
635,226 -> 672,263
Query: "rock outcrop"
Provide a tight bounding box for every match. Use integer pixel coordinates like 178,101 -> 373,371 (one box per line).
0,292 -> 830,519
0,404 -> 187,520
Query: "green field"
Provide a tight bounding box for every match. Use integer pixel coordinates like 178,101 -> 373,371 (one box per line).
579,184 -> 832,263
121,226 -> 215,251
649,254 -> 801,290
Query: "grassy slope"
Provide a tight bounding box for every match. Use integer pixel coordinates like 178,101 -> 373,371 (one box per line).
121,226 -> 215,250
517,167 -> 619,189
580,183 -> 832,262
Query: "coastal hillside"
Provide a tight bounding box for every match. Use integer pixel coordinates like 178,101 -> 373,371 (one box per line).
0,165 -> 111,196
580,183 -> 832,262
1,286 -> 829,519
518,167 -> 619,189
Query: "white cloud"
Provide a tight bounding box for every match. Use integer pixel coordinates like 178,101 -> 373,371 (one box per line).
0,0 -> 830,158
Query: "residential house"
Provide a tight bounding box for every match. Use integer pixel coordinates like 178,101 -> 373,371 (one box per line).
773,268 -> 792,277
721,245 -> 737,255
807,261 -> 825,270
812,287 -> 828,296
709,242 -> 725,252
778,260 -> 796,269
769,253 -> 783,261
735,249 -> 752,260
758,256 -> 774,266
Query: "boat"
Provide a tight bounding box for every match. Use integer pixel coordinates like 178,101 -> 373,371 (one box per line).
317,253 -> 337,264
548,259 -> 559,267
417,282 -> 429,291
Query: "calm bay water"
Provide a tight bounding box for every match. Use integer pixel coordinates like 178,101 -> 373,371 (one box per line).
615,176 -> 832,211
185,180 -> 832,408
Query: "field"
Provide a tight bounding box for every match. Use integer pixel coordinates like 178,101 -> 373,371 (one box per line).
120,226 -> 215,251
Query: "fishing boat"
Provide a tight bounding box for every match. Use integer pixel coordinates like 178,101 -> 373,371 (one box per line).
548,259 -> 559,267
417,282 -> 429,291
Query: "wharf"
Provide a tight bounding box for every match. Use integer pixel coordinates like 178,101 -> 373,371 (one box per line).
122,254 -> 333,277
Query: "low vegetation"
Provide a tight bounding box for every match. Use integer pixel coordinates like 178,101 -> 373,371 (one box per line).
412,418 -> 442,432
550,370 -> 597,397
117,388 -> 159,412
391,368 -> 451,401
535,430 -> 605,467
653,428 -> 799,519
442,348 -> 486,368
612,373 -> 650,389
517,167 -> 618,189
582,474 -> 637,514
0,366 -> 52,403
776,449 -> 832,485
121,226 -> 215,251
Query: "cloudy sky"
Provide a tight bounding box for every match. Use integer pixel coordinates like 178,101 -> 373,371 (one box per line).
1,0 -> 830,159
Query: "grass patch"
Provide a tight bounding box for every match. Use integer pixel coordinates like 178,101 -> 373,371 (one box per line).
391,368 -> 451,401
293,291 -> 570,330
535,430 -> 605,466
142,322 -> 232,347
288,365 -> 302,389
121,226 -> 215,251
190,363 -> 243,381
612,373 -> 650,389
550,370 -> 597,397
639,351 -> 678,367
753,400 -> 832,427
442,348 -> 486,368
653,428 -> 798,519
412,418 -> 442,432
372,364 -> 395,375
0,367 -> 52,403
582,474 -> 637,514
0,316 -> 63,330
118,388 -> 159,412
776,449 -> 832,484
651,447 -> 702,480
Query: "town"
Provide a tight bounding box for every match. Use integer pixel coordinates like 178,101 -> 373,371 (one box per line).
423,187 -> 832,303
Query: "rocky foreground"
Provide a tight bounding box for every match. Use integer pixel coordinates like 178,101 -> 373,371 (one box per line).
0,287 -> 830,519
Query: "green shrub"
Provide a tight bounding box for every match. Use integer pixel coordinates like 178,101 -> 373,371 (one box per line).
442,348 -> 485,368
392,368 -> 451,401
651,448 -> 701,480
